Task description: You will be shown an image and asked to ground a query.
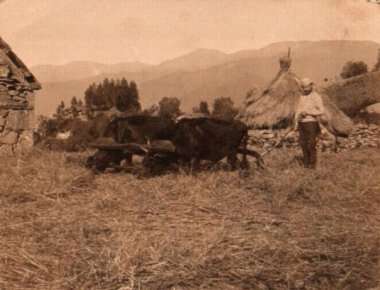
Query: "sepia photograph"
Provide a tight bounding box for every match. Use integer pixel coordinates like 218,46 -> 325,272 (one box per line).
0,0 -> 379,289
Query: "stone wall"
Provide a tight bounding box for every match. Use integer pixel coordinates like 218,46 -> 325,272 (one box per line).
0,77 -> 35,149
248,123 -> 380,154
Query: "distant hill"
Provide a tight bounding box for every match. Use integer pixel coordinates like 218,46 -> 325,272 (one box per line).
33,40 -> 380,116
156,48 -> 229,73
32,61 -> 151,84
140,40 -> 380,109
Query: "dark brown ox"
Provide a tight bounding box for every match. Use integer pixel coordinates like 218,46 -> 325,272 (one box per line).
104,114 -> 176,144
87,115 -> 176,172
87,115 -> 263,173
171,117 -> 263,170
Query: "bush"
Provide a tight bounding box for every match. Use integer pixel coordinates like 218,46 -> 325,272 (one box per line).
158,97 -> 182,119
192,101 -> 210,115
212,97 -> 238,121
340,61 -> 368,79
373,58 -> 380,72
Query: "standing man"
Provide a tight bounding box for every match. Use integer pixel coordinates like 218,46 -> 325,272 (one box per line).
291,78 -> 326,169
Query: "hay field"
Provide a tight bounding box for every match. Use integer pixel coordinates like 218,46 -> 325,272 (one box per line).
0,148 -> 379,290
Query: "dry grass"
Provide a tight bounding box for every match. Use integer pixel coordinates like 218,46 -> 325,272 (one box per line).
0,147 -> 379,290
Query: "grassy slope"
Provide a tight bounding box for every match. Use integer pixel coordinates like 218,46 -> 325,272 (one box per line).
0,148 -> 379,290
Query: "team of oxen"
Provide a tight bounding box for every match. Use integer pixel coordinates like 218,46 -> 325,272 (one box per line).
86,114 -> 264,174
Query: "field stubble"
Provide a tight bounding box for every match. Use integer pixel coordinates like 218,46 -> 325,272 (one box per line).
0,147 -> 379,290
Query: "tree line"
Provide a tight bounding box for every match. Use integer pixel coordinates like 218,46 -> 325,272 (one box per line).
45,78 -> 239,151
84,78 -> 140,112
55,79 -> 239,121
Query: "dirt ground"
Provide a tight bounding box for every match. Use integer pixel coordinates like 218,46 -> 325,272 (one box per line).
0,147 -> 379,290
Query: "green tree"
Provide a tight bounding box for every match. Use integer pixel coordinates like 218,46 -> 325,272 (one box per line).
115,78 -> 130,111
193,101 -> 210,115
55,101 -> 65,119
129,81 -> 141,112
70,96 -> 78,106
84,78 -> 141,113
212,97 -> 238,121
70,96 -> 79,118
94,83 -> 106,107
340,61 -> 368,79
84,83 -> 96,109
158,97 -> 182,119
102,78 -> 113,108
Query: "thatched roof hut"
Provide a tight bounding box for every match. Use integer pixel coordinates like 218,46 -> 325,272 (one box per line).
238,56 -> 353,137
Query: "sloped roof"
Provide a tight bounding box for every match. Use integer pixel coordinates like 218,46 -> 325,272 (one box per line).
0,36 -> 41,90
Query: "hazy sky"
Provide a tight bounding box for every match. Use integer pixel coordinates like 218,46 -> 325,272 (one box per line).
0,0 -> 380,66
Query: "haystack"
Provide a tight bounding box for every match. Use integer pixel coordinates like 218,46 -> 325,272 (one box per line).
239,56 -> 353,137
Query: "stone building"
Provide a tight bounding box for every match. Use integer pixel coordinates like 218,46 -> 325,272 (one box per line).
0,37 -> 41,149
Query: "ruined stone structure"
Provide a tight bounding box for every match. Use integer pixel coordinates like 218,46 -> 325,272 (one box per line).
0,37 -> 41,150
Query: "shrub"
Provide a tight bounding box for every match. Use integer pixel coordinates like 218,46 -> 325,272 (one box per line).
340,61 -> 368,79
192,101 -> 210,115
212,97 -> 238,121
158,97 -> 182,119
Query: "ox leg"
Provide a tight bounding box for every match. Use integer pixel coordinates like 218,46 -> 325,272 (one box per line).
177,158 -> 190,170
334,136 -> 339,153
88,150 -> 112,173
11,144 -> 17,156
227,152 -> 238,170
190,158 -> 201,172
240,153 -> 250,170
124,153 -> 133,165
240,133 -> 250,170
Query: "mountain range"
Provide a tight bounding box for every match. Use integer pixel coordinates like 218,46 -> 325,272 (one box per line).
32,40 -> 380,116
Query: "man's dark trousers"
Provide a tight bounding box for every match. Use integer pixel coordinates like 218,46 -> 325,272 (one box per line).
298,121 -> 320,169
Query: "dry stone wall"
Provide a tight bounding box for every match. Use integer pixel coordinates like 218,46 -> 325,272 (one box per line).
248,123 -> 380,154
0,77 -> 34,149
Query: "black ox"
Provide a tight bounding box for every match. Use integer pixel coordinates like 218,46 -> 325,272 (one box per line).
87,115 -> 176,171
86,114 -> 263,173
170,116 -> 263,170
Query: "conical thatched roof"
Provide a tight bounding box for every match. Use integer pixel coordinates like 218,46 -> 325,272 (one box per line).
238,57 -> 353,137
239,69 -> 301,129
